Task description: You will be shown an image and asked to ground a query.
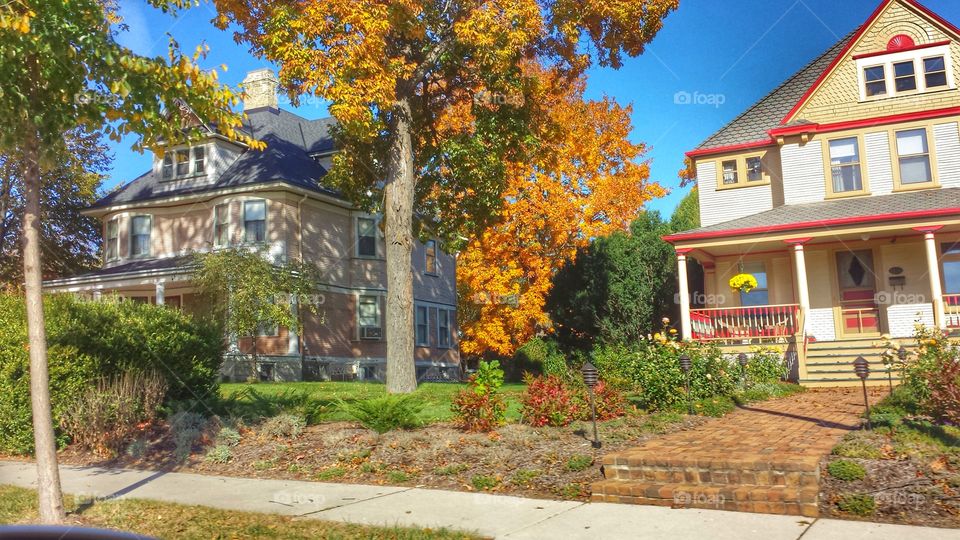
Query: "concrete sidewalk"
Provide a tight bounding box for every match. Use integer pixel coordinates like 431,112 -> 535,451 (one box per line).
1,461 -> 957,539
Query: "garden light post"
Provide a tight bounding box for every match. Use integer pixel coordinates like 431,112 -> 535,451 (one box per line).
679,354 -> 693,415
854,356 -> 871,430
738,352 -> 749,388
580,361 -> 601,449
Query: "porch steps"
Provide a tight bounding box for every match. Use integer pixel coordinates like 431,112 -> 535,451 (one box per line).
800,340 -> 911,388
592,455 -> 820,516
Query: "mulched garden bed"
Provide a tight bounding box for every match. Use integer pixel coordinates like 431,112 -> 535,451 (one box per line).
819,430 -> 960,528
50,413 -> 707,501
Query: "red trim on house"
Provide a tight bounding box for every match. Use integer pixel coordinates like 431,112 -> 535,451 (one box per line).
851,39 -> 950,60
676,248 -> 695,255
662,207 -> 960,244
780,0 -> 960,125
684,139 -> 774,159
912,225 -> 945,233
784,237 -> 813,245
769,106 -> 960,138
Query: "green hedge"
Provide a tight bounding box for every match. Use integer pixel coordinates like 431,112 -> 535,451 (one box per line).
0,294 -> 224,455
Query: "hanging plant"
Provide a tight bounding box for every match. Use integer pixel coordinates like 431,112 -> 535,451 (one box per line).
729,273 -> 758,294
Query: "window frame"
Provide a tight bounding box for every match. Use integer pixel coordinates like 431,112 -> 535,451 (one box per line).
213,203 -> 230,247
105,217 -> 120,262
129,215 -> 152,258
890,125 -> 939,191
892,60 -> 918,93
738,261 -> 770,307
356,216 -> 379,258
424,239 -> 438,275
415,305 -> 429,346
437,309 -> 452,349
857,45 -> 955,101
822,134 -> 870,198
358,295 -> 382,340
175,149 -> 191,177
161,154 -> 174,180
242,199 -> 268,245
713,152 -> 771,190
940,240 -> 960,295
862,64 -> 888,98
193,146 -> 206,175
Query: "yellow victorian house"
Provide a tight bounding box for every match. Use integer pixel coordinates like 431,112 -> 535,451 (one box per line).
666,0 -> 960,386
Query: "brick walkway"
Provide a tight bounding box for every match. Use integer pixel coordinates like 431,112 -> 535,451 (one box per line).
593,388 -> 886,517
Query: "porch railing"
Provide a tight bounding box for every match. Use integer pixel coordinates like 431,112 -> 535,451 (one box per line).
945,294 -> 960,329
690,304 -> 800,341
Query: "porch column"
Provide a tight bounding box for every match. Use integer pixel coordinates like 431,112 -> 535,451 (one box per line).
287,294 -> 300,355
677,249 -> 693,340
786,238 -> 812,334
155,280 -> 165,306
92,289 -> 102,302
915,226 -> 946,328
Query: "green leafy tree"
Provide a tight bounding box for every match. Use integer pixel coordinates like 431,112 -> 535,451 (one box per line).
212,0 -> 679,393
670,187 -> 701,233
548,212 -> 677,350
0,1 -> 256,522
193,248 -> 321,361
0,130 -> 109,286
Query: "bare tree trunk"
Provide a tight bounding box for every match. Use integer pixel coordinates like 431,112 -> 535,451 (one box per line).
384,99 -> 417,394
22,130 -> 65,524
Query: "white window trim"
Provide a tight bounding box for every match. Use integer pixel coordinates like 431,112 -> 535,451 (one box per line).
242,199 -> 268,245
357,294 -> 383,340
213,203 -> 231,248
856,45 -> 955,101
157,143 -> 210,181
355,215 -> 381,259
105,217 -> 120,262
415,304 -> 430,347
128,214 -> 152,259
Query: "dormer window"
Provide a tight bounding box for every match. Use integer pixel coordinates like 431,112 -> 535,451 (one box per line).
856,41 -> 954,101
715,154 -> 769,189
160,145 -> 208,180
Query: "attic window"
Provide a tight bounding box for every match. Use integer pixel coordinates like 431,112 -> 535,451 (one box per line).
857,43 -> 954,100
864,66 -> 887,96
161,145 -> 207,180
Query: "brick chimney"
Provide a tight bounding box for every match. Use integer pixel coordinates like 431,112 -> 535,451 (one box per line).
241,68 -> 279,111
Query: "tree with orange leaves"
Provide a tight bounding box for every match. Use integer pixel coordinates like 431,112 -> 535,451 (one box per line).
457,70 -> 665,357
213,0 -> 679,392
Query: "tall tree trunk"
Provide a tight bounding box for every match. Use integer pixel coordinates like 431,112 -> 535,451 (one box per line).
22,130 -> 65,524
384,99 -> 417,393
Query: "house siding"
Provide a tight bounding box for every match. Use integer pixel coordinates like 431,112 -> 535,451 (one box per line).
865,131 -> 894,195
934,122 -> 960,188
781,141 -> 826,205
696,161 -> 774,227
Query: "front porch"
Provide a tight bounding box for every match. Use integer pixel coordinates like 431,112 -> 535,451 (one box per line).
670,220 -> 960,387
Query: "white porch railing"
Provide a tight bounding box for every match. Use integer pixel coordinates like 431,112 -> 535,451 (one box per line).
945,294 -> 960,329
690,304 -> 801,342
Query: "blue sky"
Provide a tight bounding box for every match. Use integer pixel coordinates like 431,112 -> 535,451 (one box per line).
107,0 -> 960,217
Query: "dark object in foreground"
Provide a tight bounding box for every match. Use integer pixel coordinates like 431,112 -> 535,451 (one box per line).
853,356 -> 871,430
0,526 -> 154,539
580,361 -> 602,449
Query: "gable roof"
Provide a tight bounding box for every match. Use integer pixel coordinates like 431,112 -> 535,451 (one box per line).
691,0 -> 960,156
92,107 -> 341,209
693,32 -> 856,153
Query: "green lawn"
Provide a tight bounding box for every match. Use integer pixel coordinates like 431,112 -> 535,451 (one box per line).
0,485 -> 476,539
218,381 -> 527,424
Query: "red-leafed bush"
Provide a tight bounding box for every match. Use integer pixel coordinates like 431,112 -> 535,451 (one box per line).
586,381 -> 627,421
521,374 -> 581,427
927,356 -> 960,426
452,360 -> 507,432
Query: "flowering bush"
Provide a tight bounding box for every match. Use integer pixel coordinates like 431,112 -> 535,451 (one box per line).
587,381 -> 627,421
521,373 -> 581,427
728,273 -> 758,294
901,324 -> 960,425
743,346 -> 788,384
452,360 -> 507,432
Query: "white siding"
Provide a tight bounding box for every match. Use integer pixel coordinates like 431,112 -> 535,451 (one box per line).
934,122 -> 960,188
865,131 -> 893,195
886,303 -> 935,338
696,161 -> 773,227
806,308 -> 836,341
781,141 -> 826,205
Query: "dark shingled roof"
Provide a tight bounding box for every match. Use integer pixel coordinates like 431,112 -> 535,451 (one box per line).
673,188 -> 960,237
92,108 -> 341,208
696,31 -> 856,151
45,255 -> 194,284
